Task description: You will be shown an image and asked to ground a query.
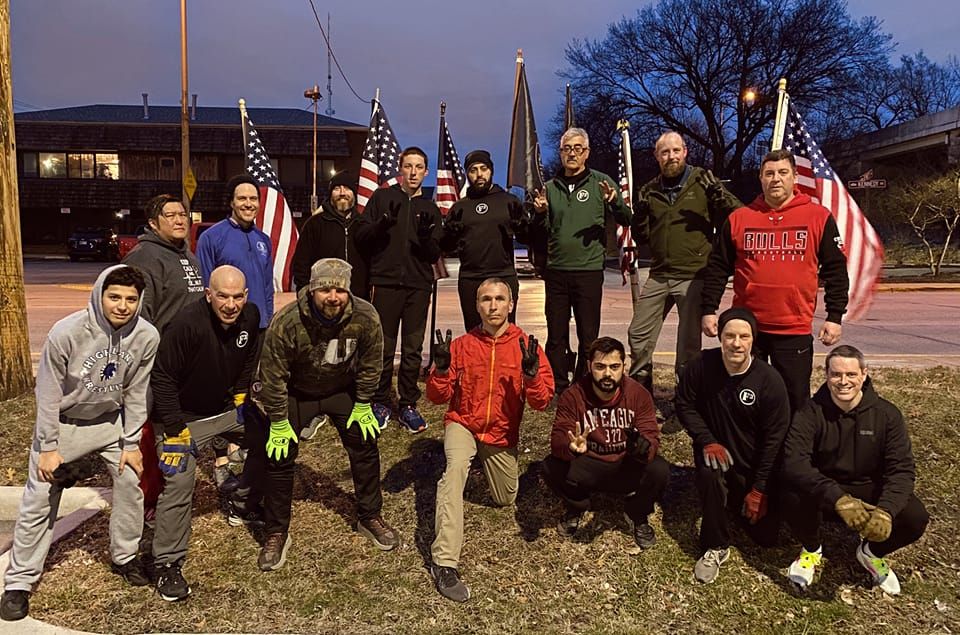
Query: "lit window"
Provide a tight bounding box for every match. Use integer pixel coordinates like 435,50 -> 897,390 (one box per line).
68,153 -> 95,179
96,153 -> 120,179
39,152 -> 67,178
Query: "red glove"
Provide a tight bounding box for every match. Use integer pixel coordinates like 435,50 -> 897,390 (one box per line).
702,443 -> 734,472
742,488 -> 768,524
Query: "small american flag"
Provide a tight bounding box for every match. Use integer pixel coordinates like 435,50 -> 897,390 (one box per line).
241,108 -> 298,292
357,100 -> 401,212
434,111 -> 465,216
782,104 -> 884,321
616,121 -> 636,284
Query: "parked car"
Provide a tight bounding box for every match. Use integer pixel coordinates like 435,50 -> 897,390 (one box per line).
67,227 -> 119,262
117,224 -> 147,260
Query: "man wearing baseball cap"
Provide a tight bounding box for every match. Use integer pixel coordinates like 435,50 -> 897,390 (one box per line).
291,171 -> 372,300
244,258 -> 399,572
441,150 -> 528,331
675,307 -> 791,584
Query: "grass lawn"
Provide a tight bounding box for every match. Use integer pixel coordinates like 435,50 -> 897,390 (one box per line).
0,366 -> 958,634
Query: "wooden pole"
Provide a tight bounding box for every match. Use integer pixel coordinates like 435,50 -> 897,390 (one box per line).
0,0 -> 34,399
770,78 -> 789,151
179,0 -> 191,213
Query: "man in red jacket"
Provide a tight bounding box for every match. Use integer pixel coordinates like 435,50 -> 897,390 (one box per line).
543,337 -> 669,550
700,149 -> 849,413
425,278 -> 554,603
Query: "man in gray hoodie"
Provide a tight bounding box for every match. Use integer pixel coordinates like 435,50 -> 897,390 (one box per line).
0,265 -> 160,622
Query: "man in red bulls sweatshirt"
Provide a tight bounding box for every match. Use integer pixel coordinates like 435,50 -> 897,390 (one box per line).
700,149 -> 848,413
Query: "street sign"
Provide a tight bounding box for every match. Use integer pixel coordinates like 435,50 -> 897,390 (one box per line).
184,168 -> 198,201
848,169 -> 886,190
60,207 -> 70,214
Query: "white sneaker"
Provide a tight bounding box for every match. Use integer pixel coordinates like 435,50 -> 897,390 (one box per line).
300,414 -> 329,441
787,546 -> 823,588
856,542 -> 901,595
694,547 -> 730,583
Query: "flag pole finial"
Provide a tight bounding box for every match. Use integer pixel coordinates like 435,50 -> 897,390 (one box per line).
516,48 -> 523,63
617,119 -> 630,131
440,101 -> 446,116
238,98 -> 247,117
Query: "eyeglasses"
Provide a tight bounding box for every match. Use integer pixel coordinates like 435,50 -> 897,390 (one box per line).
160,211 -> 189,221
561,145 -> 588,155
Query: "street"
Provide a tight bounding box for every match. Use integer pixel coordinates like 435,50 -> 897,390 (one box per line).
21,259 -> 960,371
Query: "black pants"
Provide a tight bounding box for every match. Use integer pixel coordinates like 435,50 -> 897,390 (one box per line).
246,391 -> 383,534
542,454 -> 669,523
457,275 -> 519,332
371,285 -> 431,407
782,483 -> 928,557
695,460 -> 780,551
544,268 -> 604,392
754,332 -> 813,414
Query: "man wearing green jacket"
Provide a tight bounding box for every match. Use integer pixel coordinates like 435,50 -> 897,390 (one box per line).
627,131 -> 740,406
532,127 -> 631,393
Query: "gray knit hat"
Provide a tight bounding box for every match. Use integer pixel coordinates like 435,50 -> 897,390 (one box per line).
309,258 -> 352,292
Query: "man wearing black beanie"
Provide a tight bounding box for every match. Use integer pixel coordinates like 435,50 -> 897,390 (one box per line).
441,150 -> 528,331
675,306 -> 791,584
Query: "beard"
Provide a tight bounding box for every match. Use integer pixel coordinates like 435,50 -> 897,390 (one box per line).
661,159 -> 686,179
332,197 -> 353,213
591,375 -> 621,394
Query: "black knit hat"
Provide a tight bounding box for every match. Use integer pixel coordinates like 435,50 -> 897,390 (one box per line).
718,306 -> 758,339
464,150 -> 493,173
329,170 -> 357,197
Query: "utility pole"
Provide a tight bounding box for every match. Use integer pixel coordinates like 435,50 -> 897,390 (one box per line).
324,12 -> 335,116
0,0 -> 33,399
179,0 -> 193,214
304,85 -> 322,213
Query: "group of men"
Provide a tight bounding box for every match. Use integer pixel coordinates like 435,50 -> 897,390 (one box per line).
0,130 -> 928,621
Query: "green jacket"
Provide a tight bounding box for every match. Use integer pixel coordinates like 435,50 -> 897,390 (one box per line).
253,288 -> 383,422
632,166 -> 741,280
533,169 -> 631,271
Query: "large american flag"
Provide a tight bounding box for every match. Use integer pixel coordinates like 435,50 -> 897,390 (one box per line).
434,112 -> 465,216
616,121 -> 637,284
241,108 -> 298,292
357,100 -> 401,212
782,104 -> 884,321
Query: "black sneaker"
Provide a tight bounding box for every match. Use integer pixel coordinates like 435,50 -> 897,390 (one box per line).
557,509 -> 583,538
227,498 -> 265,528
214,465 -> 241,495
0,590 -> 29,621
429,564 -> 470,602
623,513 -> 657,549
111,556 -> 150,586
258,532 -> 291,571
155,561 -> 191,602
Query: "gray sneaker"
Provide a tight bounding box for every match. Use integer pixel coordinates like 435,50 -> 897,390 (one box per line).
430,564 -> 470,602
557,509 -> 583,539
300,414 -> 329,441
694,547 -> 730,583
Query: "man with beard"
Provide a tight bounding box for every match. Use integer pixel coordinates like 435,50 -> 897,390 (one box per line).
701,150 -> 848,413
355,147 -> 443,433
149,265 -> 261,602
291,171 -> 372,300
543,337 -> 668,549
627,132 -> 740,409
245,258 -> 399,571
441,150 -> 527,331
425,278 -> 554,602
197,174 -> 275,330
531,128 -> 631,394
675,307 -> 791,584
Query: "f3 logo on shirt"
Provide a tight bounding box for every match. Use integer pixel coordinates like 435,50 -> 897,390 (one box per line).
738,388 -> 756,406
237,331 -> 249,348
475,203 -> 489,215
576,190 -> 590,203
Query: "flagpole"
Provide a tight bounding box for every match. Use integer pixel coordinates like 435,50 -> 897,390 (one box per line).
179,0 -> 191,215
507,49 -> 523,193
770,78 -> 789,151
618,119 -> 641,303
426,100 -> 446,373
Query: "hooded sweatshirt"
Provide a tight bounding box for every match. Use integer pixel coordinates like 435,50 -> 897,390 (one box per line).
440,184 -> 527,279
121,228 -> 204,333
290,201 -> 372,299
34,264 -> 160,451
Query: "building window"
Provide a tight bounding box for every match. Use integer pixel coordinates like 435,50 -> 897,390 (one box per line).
68,153 -> 95,179
22,152 -> 38,177
96,153 -> 120,179
39,152 -> 67,178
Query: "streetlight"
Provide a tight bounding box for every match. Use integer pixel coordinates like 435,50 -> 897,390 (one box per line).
742,87 -> 758,108
304,85 -> 322,213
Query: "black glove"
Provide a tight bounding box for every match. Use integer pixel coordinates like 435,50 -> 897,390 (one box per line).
699,170 -> 727,209
51,461 -> 86,489
626,428 -> 651,462
507,200 -> 526,232
444,207 -> 465,238
380,200 -> 401,228
518,334 -> 540,379
433,329 -> 452,373
632,190 -> 651,217
417,210 -> 436,240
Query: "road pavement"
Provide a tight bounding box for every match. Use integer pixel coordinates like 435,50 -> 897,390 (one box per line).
19,260 -> 960,371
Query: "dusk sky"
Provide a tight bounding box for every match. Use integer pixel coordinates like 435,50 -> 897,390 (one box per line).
10,1 -> 958,188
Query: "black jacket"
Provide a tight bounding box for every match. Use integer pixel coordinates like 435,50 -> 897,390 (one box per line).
354,184 -> 443,290
440,184 -> 527,279
291,203 -> 372,299
150,296 -> 261,436
782,379 -> 916,516
675,348 -> 791,493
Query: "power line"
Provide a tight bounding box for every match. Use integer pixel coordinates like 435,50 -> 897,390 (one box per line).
305,1 -> 369,104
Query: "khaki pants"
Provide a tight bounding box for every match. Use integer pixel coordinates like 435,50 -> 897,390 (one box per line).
431,422 -> 518,569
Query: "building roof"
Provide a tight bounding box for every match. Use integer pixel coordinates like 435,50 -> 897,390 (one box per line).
14,104 -> 365,129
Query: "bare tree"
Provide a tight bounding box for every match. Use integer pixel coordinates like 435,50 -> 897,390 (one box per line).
884,170 -> 960,277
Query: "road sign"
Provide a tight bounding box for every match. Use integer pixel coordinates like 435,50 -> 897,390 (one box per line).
184,168 -> 198,201
848,169 -> 886,190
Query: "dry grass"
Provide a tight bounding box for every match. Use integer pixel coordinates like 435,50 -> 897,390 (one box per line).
2,366 -> 959,634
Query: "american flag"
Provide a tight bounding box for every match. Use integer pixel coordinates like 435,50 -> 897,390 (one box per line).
434,112 -> 465,216
357,100 -> 401,212
616,121 -> 636,284
782,104 -> 884,321
241,108 -> 298,292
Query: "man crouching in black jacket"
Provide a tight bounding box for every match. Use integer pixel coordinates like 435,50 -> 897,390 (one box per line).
781,345 -> 928,595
